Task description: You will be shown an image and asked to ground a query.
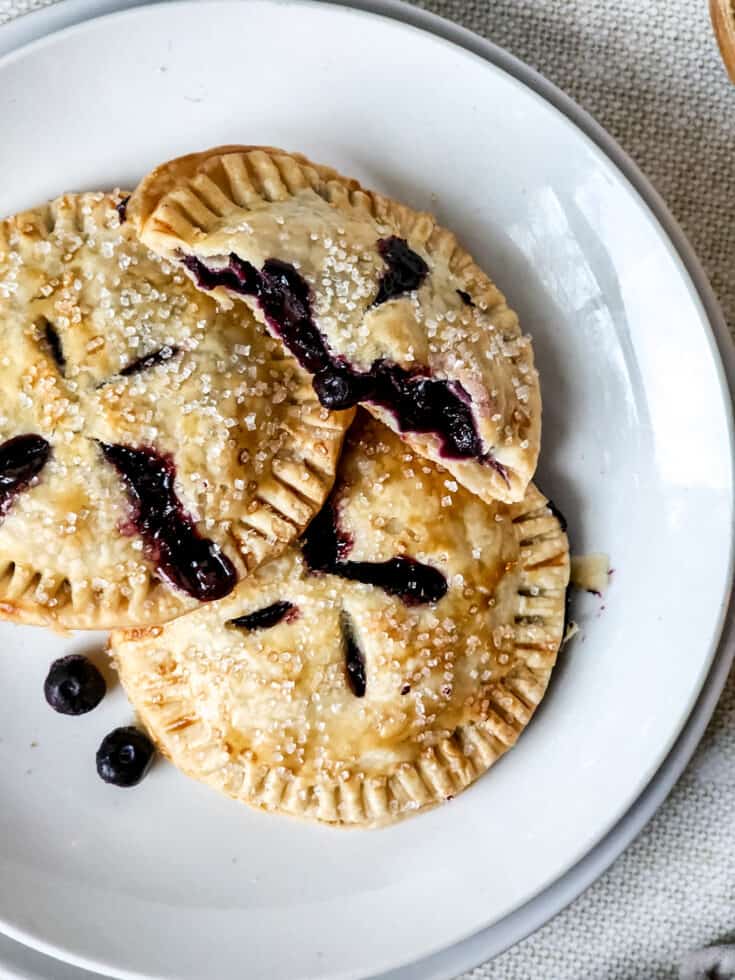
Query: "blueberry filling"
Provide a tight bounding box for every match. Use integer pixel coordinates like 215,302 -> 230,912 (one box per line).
96,726 -> 154,787
120,345 -> 180,377
183,253 -> 330,375
337,555 -> 447,605
302,501 -> 447,606
313,362 -> 482,459
228,600 -> 295,631
312,364 -> 369,411
44,654 -> 106,715
0,434 -> 51,519
456,289 -> 474,307
181,253 -> 485,461
341,612 -> 366,698
41,319 -> 65,373
116,195 -> 130,224
100,442 -> 237,601
374,236 -> 429,306
300,497 -> 351,570
372,370 -> 481,457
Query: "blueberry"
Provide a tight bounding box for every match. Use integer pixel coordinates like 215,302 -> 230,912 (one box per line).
44,654 -> 106,715
96,726 -> 155,787
403,377 -> 434,422
312,367 -> 363,410
374,236 -> 429,305
0,434 -> 51,519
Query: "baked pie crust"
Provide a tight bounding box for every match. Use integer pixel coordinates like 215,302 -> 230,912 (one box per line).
128,145 -> 541,505
0,192 -> 351,629
113,415 -> 568,827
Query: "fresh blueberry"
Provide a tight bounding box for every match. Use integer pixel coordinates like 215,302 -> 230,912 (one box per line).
44,654 -> 106,716
96,726 -> 155,787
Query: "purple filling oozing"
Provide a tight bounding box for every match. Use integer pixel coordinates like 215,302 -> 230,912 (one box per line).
341,612 -> 366,698
116,196 -> 130,224
302,501 -> 447,606
100,443 -> 236,601
339,555 -> 447,605
0,434 -> 51,519
181,251 -> 485,461
228,600 -> 295,631
42,320 -> 66,373
374,236 -> 428,306
120,345 -> 180,377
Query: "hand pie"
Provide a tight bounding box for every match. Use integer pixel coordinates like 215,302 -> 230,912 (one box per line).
112,415 -> 568,826
128,145 -> 540,505
0,192 -> 351,628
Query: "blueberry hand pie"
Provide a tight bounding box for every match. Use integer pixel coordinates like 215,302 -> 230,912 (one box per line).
0,192 -> 351,628
128,146 -> 541,505
112,415 -> 568,826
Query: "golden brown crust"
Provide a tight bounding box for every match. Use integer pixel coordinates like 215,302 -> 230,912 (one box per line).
112,416 -> 568,827
0,191 -> 352,628
129,145 -> 541,505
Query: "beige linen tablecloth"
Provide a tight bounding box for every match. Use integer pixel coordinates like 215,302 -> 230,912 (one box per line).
1,1 -> 734,978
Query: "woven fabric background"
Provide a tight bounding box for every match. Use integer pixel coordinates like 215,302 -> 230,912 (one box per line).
1,2 -> 734,979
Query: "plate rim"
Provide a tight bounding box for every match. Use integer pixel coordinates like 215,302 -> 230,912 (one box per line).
0,3 -> 734,980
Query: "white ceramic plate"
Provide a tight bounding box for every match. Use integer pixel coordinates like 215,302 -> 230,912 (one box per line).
0,2 -> 733,979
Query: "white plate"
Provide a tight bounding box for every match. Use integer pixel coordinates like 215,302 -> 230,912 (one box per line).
1,2 -> 734,979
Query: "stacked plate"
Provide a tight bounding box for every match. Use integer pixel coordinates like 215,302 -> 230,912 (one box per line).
0,2 -> 733,978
